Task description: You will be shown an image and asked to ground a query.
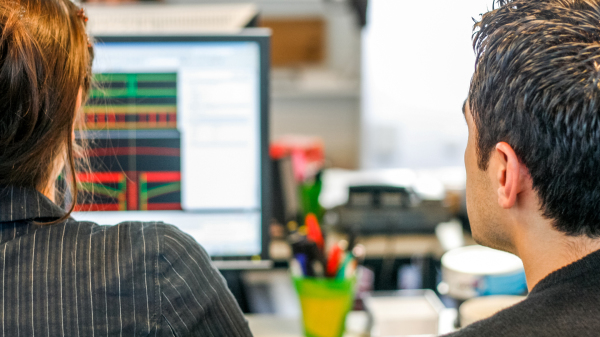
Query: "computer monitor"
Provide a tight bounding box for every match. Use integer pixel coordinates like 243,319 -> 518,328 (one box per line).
73,30 -> 271,268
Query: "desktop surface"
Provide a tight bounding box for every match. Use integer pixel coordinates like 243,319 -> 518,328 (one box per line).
245,309 -> 457,337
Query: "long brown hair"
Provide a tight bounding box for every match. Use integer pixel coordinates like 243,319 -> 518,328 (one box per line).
0,0 -> 94,221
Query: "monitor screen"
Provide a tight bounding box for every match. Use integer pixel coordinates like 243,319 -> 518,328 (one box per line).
73,33 -> 270,265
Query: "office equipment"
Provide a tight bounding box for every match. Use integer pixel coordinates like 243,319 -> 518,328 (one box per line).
270,135 -> 325,183
73,30 -> 271,268
289,231 -> 357,335
270,136 -> 325,228
84,3 -> 259,35
332,185 -> 451,234
320,169 -> 452,234
363,290 -> 444,336
459,296 -> 525,328
270,156 -> 300,226
293,276 -> 356,337
245,309 -> 458,336
246,312 -> 368,337
438,245 -> 526,301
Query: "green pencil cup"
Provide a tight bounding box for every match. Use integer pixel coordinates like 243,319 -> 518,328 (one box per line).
293,277 -> 356,337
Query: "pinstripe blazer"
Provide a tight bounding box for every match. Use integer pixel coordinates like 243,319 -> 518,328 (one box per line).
0,185 -> 253,337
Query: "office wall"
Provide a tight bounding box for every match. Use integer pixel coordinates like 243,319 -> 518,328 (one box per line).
168,0 -> 362,168
166,0 -> 361,75
361,0 -> 490,169
271,89 -> 360,169
265,1 -> 362,169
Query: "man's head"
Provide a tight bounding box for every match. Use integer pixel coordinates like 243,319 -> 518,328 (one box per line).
466,0 -> 600,249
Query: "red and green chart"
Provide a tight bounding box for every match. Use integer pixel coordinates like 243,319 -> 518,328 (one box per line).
77,73 -> 182,212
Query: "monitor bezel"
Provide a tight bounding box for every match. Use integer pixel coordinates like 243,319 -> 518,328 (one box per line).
90,30 -> 271,266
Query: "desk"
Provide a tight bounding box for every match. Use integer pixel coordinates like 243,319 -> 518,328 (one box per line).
246,311 -> 368,337
246,309 -> 458,337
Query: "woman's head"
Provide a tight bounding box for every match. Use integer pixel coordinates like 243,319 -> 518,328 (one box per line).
0,0 -> 93,216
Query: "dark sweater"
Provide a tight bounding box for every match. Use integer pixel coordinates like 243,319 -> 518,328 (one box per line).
0,185 -> 253,336
444,249 -> 600,337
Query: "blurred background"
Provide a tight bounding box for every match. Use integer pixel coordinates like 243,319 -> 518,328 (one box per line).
76,0 -> 528,336
82,0 -> 490,170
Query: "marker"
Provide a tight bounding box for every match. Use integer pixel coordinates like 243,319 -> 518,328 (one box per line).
326,243 -> 343,277
305,213 -> 324,251
335,253 -> 355,280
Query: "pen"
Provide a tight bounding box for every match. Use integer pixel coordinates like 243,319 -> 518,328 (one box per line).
307,240 -> 327,268
295,253 -> 310,277
292,238 -> 324,265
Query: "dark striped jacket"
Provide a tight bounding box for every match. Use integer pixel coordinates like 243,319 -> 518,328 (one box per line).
0,185 -> 253,336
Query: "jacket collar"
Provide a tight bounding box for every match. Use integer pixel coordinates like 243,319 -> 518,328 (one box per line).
0,185 -> 65,222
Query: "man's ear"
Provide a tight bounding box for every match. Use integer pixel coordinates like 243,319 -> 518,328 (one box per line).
494,142 -> 522,209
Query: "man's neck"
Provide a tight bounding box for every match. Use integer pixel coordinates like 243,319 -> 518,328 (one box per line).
515,229 -> 600,291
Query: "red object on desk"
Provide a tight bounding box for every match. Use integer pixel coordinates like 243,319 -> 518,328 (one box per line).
305,213 -> 324,251
326,243 -> 343,277
270,136 -> 325,182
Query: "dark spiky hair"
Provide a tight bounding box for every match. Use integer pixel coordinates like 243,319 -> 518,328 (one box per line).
469,0 -> 600,237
